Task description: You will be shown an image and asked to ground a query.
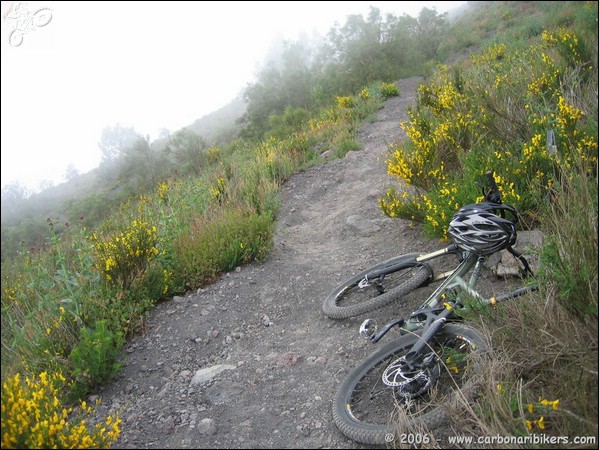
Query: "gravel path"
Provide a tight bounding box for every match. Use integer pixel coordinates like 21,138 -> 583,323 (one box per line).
92,77 -> 448,449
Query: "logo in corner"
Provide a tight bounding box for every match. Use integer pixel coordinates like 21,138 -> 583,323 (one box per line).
3,2 -> 53,47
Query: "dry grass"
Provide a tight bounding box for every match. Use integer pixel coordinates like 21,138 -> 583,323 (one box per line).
394,165 -> 598,447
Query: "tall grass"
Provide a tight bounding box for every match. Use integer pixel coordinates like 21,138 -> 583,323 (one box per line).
455,173 -> 597,439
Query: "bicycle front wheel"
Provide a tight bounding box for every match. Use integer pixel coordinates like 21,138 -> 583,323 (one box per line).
333,323 -> 487,445
322,253 -> 433,319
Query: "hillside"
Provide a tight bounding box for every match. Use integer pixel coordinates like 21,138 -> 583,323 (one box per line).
90,77 -> 428,449
0,94 -> 246,258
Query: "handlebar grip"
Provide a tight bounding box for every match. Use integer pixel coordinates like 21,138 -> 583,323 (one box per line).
485,171 -> 502,204
486,170 -> 498,191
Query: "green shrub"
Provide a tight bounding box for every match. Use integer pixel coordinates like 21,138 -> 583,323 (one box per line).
175,207 -> 273,289
380,82 -> 400,99
69,320 -> 124,397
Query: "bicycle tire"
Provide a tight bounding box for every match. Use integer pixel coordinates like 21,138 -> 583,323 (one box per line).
333,323 -> 487,445
322,253 -> 433,319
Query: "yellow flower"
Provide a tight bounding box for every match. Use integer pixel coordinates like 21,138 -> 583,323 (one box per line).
537,416 -> 545,430
540,398 -> 560,410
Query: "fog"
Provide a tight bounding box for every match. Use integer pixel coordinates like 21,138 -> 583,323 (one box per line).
1,1 -> 466,193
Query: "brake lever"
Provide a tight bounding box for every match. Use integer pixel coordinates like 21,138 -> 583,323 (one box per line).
475,181 -> 486,198
362,318 -> 405,343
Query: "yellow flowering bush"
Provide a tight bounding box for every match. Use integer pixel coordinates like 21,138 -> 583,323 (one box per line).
1,371 -> 121,449
542,27 -> 584,66
209,177 -> 227,203
380,82 -> 400,99
525,398 -> 561,431
336,96 -> 355,108
89,220 -> 159,290
493,384 -> 562,434
156,181 -> 170,203
205,146 -> 221,164
382,25 -> 596,236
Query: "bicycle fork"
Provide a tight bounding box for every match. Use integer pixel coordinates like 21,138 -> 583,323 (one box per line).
401,304 -> 454,371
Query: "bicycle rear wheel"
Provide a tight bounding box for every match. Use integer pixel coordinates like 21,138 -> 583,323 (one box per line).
322,253 -> 433,319
333,323 -> 486,445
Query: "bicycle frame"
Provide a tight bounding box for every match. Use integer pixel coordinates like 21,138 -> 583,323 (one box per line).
361,244 -> 538,343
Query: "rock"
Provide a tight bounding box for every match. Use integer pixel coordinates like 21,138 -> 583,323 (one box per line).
162,365 -> 175,378
262,314 -> 273,327
190,365 -> 237,386
198,418 -> 217,435
345,215 -> 381,235
488,229 -> 544,276
204,381 -> 245,405
276,352 -> 302,367
161,415 -> 175,434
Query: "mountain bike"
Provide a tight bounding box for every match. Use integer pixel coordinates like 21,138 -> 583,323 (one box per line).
323,173 -> 534,320
330,171 -> 538,445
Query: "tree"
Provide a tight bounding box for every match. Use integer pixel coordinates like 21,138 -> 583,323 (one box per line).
119,135 -> 166,190
98,124 -> 140,164
1,181 -> 30,221
415,8 -> 448,61
165,129 -> 207,175
311,6 -> 429,99
158,128 -> 170,140
38,179 -> 55,192
242,40 -> 315,138
64,164 -> 79,181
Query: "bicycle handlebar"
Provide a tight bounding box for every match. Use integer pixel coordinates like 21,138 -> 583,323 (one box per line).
485,170 -> 502,204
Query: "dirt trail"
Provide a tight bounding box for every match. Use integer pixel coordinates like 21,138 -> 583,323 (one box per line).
93,77 -> 438,449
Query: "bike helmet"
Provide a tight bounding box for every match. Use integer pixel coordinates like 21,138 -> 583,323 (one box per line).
447,202 -> 518,255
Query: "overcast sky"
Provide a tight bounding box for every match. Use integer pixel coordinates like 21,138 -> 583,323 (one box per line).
1,1 -> 466,192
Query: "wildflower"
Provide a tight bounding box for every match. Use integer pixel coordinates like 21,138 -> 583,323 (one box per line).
537,416 -> 545,430
540,398 -> 560,410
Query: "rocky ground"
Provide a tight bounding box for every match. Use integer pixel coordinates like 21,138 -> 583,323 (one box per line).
91,76 -> 537,449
